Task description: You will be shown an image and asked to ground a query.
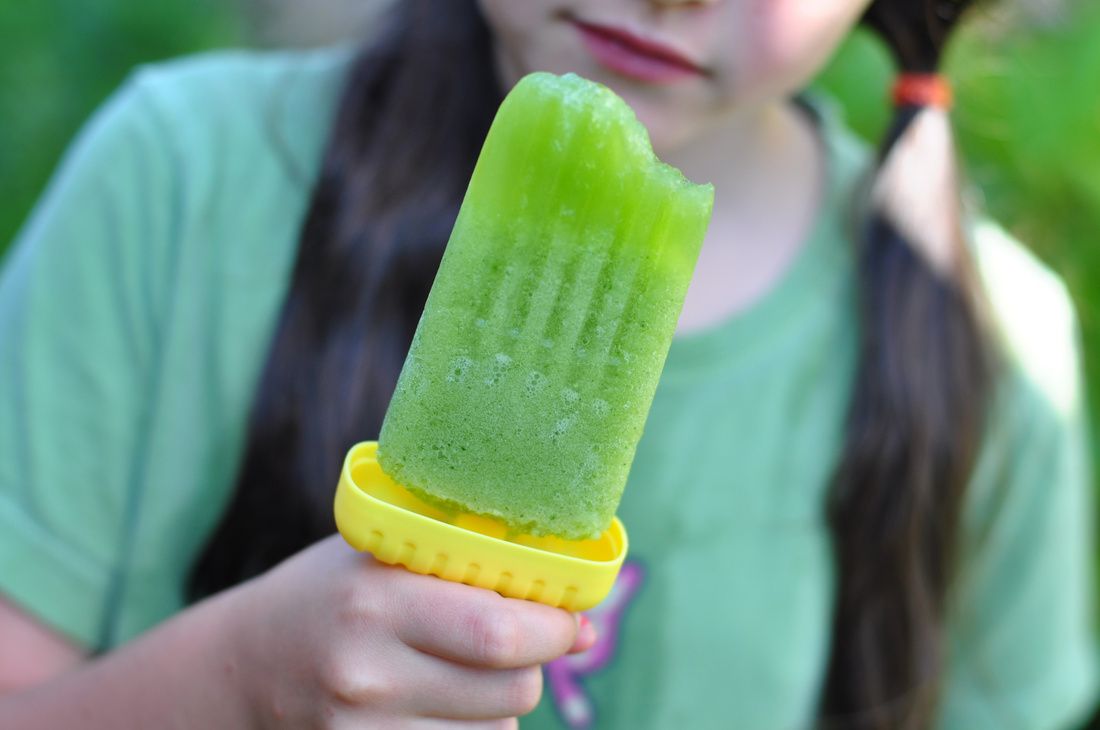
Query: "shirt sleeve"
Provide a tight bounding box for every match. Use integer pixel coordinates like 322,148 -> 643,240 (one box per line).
0,72 -> 176,649
938,280 -> 1098,728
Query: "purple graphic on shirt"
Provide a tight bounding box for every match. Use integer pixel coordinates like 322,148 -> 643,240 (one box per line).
545,560 -> 645,729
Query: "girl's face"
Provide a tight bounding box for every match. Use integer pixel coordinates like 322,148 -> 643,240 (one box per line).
477,0 -> 873,152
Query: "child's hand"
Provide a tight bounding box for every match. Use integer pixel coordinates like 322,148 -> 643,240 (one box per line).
230,534 -> 596,728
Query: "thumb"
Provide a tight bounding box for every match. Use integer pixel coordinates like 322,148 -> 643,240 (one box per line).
567,614 -> 597,654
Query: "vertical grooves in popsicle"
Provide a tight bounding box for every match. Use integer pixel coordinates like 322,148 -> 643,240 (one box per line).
526,120 -> 610,364
517,225 -> 571,354
543,111 -> 633,364
558,191 -> 621,355
537,234 -> 584,358
503,102 -> 596,356
541,159 -> 638,378
613,193 -> 678,360
579,220 -> 648,362
568,172 -> 665,387
533,234 -> 605,368
483,95 -> 599,358
467,94 -> 564,354
595,196 -> 675,403
510,223 -> 557,347
550,238 -> 606,361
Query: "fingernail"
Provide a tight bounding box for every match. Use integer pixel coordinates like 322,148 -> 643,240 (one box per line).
578,614 -> 596,643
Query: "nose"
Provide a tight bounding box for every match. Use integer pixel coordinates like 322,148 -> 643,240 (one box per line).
648,0 -> 718,6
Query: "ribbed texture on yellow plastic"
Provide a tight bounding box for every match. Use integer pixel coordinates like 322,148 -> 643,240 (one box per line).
335,443 -> 628,611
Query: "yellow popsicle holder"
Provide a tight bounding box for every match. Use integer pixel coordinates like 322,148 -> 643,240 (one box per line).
334,442 -> 628,611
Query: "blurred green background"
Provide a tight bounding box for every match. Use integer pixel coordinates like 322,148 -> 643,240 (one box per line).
1,0 -> 1098,716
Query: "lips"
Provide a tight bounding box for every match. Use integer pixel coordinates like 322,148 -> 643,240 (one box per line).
571,18 -> 706,84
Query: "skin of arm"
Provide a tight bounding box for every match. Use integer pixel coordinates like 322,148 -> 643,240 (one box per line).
0,597 -> 84,693
0,536 -> 592,729
0,584 -> 257,729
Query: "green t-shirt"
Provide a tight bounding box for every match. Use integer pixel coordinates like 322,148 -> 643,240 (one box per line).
0,48 -> 1096,729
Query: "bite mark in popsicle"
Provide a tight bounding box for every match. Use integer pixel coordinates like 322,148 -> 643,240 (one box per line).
377,72 -> 714,540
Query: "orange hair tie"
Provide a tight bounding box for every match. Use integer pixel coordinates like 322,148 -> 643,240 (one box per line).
893,73 -> 953,110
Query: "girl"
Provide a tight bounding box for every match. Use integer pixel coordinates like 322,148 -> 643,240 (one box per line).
0,0 -> 1094,727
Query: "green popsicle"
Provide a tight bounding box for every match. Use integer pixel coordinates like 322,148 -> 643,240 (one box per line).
377,72 -> 714,540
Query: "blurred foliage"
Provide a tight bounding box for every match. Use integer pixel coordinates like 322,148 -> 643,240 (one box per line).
816,0 -> 1100,498
0,0 -> 245,246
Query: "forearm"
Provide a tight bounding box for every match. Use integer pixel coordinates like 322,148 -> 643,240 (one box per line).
0,585 -> 257,729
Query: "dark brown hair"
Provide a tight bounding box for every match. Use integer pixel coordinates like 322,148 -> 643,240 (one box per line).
190,1 -> 995,727
821,2 -> 995,727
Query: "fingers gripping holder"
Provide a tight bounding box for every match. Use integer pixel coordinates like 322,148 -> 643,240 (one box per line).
334,442 -> 629,611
